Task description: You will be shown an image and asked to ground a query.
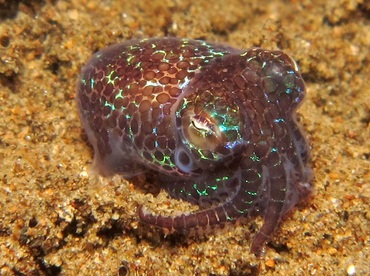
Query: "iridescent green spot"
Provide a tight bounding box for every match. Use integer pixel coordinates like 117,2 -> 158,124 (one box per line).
242,198 -> 254,205
208,185 -> 218,190
250,152 -> 260,162
115,89 -> 124,99
215,176 -> 229,182
129,44 -> 140,50
247,191 -> 257,196
273,118 -> 285,123
226,214 -> 233,221
103,100 -> 115,110
150,153 -> 176,169
90,78 -> 95,89
204,150 -> 221,161
154,49 -> 166,54
193,184 -> 209,197
208,49 -> 225,57
192,183 -> 221,197
106,70 -> 118,85
134,61 -> 142,69
179,188 -> 193,197
145,80 -> 163,87
127,55 -> 135,65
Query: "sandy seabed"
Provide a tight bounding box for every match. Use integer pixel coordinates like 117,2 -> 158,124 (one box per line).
0,0 -> 369,275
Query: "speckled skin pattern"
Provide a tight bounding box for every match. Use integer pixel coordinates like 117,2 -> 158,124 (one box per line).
77,37 -> 313,255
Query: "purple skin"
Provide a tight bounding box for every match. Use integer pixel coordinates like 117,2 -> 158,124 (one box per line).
77,37 -> 313,255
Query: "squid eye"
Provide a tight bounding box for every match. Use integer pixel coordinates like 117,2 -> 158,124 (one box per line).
185,112 -> 224,151
191,117 -> 213,134
175,96 -> 244,165
191,114 -> 219,137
